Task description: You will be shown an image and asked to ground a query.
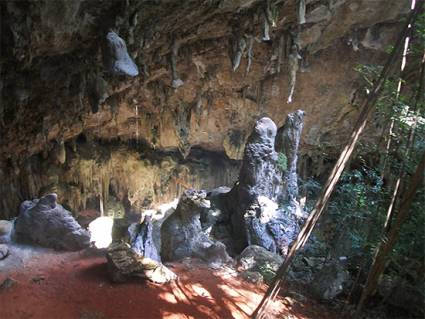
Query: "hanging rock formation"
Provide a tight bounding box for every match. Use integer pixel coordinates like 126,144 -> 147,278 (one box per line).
161,189 -> 232,266
103,31 -> 139,77
14,193 -> 90,251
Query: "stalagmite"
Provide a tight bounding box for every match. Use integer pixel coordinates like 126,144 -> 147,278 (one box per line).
275,110 -> 305,207
232,36 -> 247,72
287,45 -> 302,104
298,0 -> 306,25
262,13 -> 271,41
170,39 -> 184,88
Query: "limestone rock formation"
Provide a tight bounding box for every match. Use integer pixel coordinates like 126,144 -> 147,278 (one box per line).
129,215 -> 161,262
0,244 -> 9,260
276,109 -> 305,206
161,189 -> 232,266
0,220 -> 13,244
225,117 -> 281,253
106,242 -> 176,284
221,112 -> 305,255
14,193 -> 90,251
0,1 -> 410,221
103,31 -> 139,77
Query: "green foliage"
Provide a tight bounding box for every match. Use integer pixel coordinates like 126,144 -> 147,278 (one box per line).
276,152 -> 288,172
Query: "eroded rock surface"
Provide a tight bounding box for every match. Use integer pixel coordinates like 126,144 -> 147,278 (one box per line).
14,193 -> 90,251
161,189 -> 232,266
0,220 -> 13,244
129,215 -> 161,262
106,242 -> 176,284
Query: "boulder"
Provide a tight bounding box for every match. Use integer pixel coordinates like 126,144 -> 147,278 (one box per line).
14,193 -> 90,251
161,189 -> 232,266
311,261 -> 349,300
0,220 -> 13,244
237,245 -> 283,283
106,242 -> 176,284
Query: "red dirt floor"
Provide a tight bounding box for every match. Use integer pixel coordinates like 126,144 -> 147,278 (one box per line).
0,245 -> 336,319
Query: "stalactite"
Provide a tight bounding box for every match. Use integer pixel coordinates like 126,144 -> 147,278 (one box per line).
287,45 -> 302,104
297,0 -> 306,25
245,34 -> 254,74
170,39 -> 184,88
232,36 -> 247,72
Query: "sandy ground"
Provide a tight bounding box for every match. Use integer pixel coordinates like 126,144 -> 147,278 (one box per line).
0,244 -> 336,319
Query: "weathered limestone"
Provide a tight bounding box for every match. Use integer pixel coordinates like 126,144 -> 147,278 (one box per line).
106,242 -> 176,284
276,109 -> 305,206
14,193 -> 90,251
103,31 -> 138,77
129,214 -> 161,262
161,189 -> 232,266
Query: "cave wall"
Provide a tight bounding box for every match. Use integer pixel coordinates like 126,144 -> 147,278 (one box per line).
0,0 -> 409,218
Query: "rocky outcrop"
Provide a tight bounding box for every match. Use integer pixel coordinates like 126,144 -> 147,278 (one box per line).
161,189 -> 232,266
128,215 -> 161,262
106,242 -> 176,284
222,113 -> 304,255
14,193 -> 90,251
226,117 -> 281,253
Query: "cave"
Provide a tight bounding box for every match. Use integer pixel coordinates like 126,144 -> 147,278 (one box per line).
0,1 -> 424,318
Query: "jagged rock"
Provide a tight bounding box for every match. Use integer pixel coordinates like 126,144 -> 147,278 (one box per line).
106,242 -> 176,284
129,214 -> 161,262
103,31 -> 139,77
0,244 -> 9,260
225,117 -> 281,253
14,193 -> 90,251
311,261 -> 349,300
161,189 -> 232,266
0,220 -> 13,244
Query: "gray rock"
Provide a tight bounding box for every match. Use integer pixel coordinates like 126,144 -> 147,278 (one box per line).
161,189 -> 232,266
129,214 -> 161,262
237,245 -> 283,284
238,245 -> 283,272
0,244 -> 9,260
106,242 -> 176,284
276,109 -> 305,206
311,261 -> 349,300
103,31 -> 138,77
14,193 -> 90,251
0,220 -> 13,244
